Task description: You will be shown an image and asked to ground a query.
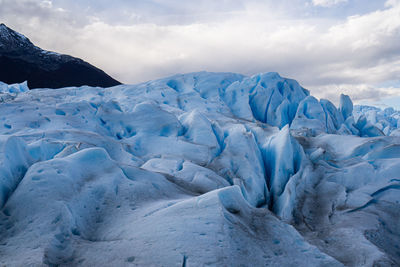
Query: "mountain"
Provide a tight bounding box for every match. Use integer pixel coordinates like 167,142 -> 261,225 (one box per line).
0,72 -> 399,266
0,23 -> 121,89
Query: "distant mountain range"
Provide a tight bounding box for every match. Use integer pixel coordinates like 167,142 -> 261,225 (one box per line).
0,23 -> 121,89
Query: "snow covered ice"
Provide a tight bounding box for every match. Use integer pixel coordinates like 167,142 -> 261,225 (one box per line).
0,72 -> 400,266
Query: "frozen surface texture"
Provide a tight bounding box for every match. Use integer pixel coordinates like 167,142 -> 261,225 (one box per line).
0,72 -> 399,266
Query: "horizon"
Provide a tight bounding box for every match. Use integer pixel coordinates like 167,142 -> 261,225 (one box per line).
1,0 -> 399,108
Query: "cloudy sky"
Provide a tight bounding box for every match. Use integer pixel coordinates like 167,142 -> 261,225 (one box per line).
1,0 -> 399,107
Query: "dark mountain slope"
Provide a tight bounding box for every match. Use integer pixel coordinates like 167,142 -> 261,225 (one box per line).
0,23 -> 121,89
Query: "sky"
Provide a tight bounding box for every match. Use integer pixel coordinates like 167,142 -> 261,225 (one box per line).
0,0 -> 400,108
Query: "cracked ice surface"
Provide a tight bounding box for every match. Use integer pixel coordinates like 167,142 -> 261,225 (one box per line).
0,72 -> 399,266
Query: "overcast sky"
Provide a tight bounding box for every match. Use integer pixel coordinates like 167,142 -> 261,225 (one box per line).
1,0 -> 399,107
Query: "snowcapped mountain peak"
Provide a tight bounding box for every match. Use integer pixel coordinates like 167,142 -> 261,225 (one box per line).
0,23 -> 8,32
0,23 -> 32,49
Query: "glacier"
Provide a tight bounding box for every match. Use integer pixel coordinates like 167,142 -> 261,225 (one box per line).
0,72 -> 399,266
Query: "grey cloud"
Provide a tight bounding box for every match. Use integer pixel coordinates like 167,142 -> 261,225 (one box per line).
51,0 -> 248,25
0,0 -> 87,27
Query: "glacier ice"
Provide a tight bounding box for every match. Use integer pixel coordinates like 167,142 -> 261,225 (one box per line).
339,94 -> 353,120
0,72 -> 400,266
354,105 -> 400,137
0,81 -> 29,94
291,96 -> 327,135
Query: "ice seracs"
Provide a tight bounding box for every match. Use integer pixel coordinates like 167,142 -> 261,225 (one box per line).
262,125 -> 305,216
354,105 -> 400,136
339,93 -> 353,120
0,81 -> 29,94
222,72 -> 310,128
0,72 -> 399,266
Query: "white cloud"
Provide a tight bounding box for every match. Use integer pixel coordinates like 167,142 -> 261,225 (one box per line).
312,0 -> 348,7
385,0 -> 400,7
